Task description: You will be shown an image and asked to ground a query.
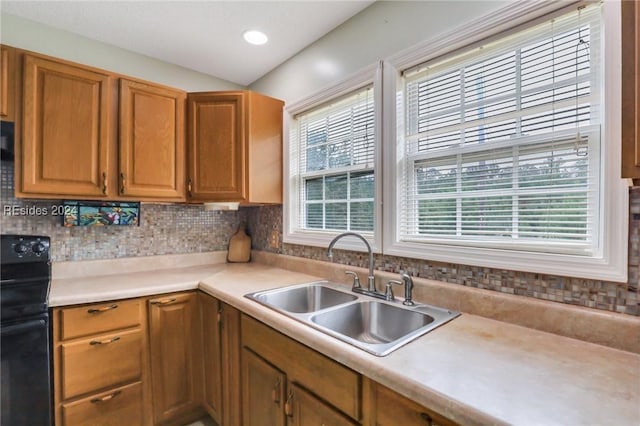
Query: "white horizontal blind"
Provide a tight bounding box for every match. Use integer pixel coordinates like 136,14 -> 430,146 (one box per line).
294,86 -> 375,233
401,6 -> 601,254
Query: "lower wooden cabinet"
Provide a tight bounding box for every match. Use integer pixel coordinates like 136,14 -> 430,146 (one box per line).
366,380 -> 457,426
148,292 -> 203,426
61,381 -> 144,426
52,291 -> 458,426
51,298 -> 149,426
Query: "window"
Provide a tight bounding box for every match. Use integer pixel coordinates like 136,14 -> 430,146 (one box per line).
400,8 -> 600,255
284,66 -> 382,251
384,2 -> 627,281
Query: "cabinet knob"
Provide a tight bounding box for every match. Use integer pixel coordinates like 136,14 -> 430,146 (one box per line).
187,179 -> 193,197
420,413 -> 433,425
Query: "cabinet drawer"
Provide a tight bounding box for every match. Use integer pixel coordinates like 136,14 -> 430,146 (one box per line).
241,315 -> 361,420
373,383 -> 457,426
61,328 -> 143,399
59,299 -> 142,340
61,381 -> 143,426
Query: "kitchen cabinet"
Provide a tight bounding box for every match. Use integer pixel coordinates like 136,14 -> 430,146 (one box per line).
17,50 -> 188,201
51,298 -> 149,426
148,292 -> 203,426
200,293 -> 242,426
622,0 -> 640,185
1,45 -> 16,121
241,348 -> 286,425
187,91 -> 284,204
365,380 -> 457,426
21,53 -> 112,197
241,314 -> 361,422
119,78 -> 186,200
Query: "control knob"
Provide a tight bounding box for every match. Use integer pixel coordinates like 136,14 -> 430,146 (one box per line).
32,242 -> 47,255
14,243 -> 29,254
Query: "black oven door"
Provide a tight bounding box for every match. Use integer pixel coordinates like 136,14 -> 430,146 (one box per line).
1,313 -> 52,426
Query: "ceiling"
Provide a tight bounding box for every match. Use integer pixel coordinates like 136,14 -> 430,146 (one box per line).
1,1 -> 374,86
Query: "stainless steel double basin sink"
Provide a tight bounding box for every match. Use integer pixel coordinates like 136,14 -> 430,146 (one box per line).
245,282 -> 460,356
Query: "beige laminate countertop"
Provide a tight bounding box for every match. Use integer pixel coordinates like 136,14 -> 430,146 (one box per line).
50,261 -> 640,426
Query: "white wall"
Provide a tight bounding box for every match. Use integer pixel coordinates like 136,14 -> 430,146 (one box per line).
0,13 -> 243,91
249,0 -> 507,104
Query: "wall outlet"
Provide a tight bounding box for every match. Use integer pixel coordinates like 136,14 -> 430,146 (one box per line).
269,229 -> 280,249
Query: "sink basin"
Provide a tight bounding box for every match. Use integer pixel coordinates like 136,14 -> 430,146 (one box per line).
310,301 -> 433,344
250,282 -> 357,313
245,282 -> 460,356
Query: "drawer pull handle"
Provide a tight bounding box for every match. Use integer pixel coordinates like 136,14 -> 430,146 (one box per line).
284,389 -> 294,417
90,336 -> 121,345
87,304 -> 118,314
91,390 -> 121,403
271,377 -> 281,404
150,298 -> 177,305
120,172 -> 126,194
187,179 -> 193,197
420,413 -> 433,425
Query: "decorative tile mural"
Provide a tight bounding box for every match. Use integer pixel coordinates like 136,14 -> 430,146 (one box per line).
0,161 -> 247,261
245,190 -> 640,317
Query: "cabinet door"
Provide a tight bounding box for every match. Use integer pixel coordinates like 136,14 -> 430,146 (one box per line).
119,79 -> 185,199
622,0 -> 640,181
242,348 -> 286,426
22,54 -> 111,196
1,45 -> 16,121
187,92 -> 246,201
285,382 -> 357,426
148,293 -> 201,425
370,383 -> 457,426
200,293 -> 222,423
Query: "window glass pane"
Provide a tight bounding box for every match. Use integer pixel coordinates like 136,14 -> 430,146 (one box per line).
326,175 -> 348,200
519,193 -> 588,240
418,199 -> 457,235
350,171 -> 374,199
305,178 -> 323,201
306,145 -> 326,171
306,204 -> 323,229
461,196 -> 512,236
328,141 -> 351,168
326,203 -> 348,230
350,201 -> 374,231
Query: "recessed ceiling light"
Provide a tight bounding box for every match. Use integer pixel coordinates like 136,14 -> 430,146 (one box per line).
243,30 -> 268,45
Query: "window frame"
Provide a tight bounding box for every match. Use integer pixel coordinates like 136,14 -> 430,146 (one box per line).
283,63 -> 383,253
382,0 -> 628,282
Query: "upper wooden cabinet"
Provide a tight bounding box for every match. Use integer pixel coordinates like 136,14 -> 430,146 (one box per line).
21,54 -> 112,197
16,50 -> 187,201
119,79 -> 185,200
1,45 -> 16,122
622,0 -> 640,184
187,91 -> 284,204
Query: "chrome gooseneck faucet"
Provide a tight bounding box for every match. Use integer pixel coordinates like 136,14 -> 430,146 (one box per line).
327,232 -> 376,293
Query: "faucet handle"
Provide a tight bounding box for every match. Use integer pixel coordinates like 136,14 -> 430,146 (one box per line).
345,271 -> 361,289
385,280 -> 403,301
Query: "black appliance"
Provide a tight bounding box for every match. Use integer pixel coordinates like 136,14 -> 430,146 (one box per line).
1,234 -> 52,426
0,121 -> 14,161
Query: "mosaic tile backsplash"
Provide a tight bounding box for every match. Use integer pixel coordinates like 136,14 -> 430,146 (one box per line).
245,189 -> 640,317
2,159 -> 638,316
0,161 -> 247,261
